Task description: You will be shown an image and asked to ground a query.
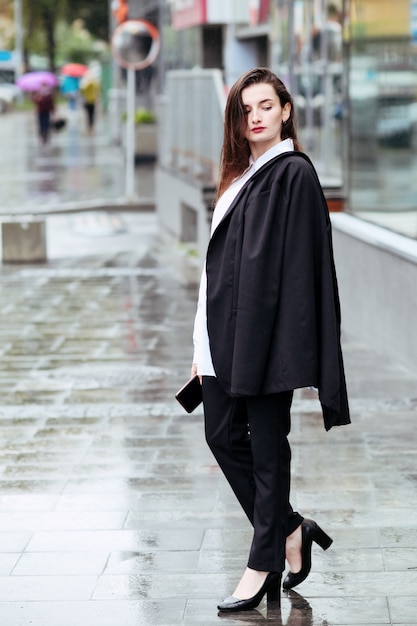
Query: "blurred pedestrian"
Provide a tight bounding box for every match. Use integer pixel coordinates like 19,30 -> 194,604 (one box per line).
80,72 -> 100,134
32,82 -> 55,145
60,75 -> 80,111
190,67 -> 350,613
311,3 -> 343,62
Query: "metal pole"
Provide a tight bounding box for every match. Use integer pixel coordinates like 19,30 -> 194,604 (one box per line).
157,0 -> 165,95
287,0 -> 296,96
125,67 -> 136,199
14,0 -> 24,77
320,0 -> 330,172
342,0 -> 351,210
305,0 -> 314,151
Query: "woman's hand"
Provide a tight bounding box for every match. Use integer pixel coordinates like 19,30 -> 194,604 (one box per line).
191,363 -> 202,384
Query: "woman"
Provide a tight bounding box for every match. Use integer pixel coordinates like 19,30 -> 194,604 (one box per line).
191,67 -> 350,612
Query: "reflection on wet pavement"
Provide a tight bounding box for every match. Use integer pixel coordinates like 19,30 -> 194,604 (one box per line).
216,591 -> 314,624
0,107 -> 153,210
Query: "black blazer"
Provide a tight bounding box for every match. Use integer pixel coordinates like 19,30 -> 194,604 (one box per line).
206,152 -> 350,431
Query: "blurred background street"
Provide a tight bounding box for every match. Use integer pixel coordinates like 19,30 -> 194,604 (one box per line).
0,105 -> 123,209
0,105 -> 154,213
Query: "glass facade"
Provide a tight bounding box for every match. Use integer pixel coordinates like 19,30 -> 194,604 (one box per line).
348,0 -> 417,238
270,1 -> 346,195
140,0 -> 417,238
271,0 -> 417,238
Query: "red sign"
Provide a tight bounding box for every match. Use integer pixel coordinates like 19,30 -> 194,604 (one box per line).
171,0 -> 207,30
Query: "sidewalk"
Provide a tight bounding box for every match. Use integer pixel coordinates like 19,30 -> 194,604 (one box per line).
0,105 -> 154,214
0,106 -> 417,625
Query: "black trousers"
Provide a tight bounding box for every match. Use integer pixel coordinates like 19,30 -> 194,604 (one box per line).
38,112 -> 51,143
84,103 -> 96,129
202,376 -> 303,573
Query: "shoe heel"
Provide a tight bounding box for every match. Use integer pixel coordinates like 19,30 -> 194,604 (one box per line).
314,524 -> 333,551
266,579 -> 281,605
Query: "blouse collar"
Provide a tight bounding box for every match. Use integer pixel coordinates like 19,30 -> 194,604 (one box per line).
250,138 -> 294,172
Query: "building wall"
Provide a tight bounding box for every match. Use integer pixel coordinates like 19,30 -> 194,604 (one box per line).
155,166 -> 210,262
331,213 -> 417,371
206,0 -> 250,24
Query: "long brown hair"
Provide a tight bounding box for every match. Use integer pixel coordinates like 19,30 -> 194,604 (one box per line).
217,67 -> 302,199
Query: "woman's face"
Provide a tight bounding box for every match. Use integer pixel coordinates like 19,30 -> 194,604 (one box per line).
241,82 -> 291,158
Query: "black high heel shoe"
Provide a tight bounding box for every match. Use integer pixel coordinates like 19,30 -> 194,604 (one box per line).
283,519 -> 332,590
218,572 -> 282,612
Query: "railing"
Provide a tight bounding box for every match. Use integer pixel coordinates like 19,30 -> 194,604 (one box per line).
156,68 -> 226,187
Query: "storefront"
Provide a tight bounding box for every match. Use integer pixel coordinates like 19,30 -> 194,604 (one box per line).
268,0 -> 417,236
153,0 -> 417,236
268,1 -> 346,202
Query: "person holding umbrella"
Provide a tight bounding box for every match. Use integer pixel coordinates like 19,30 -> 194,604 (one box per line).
60,64 -> 88,112
16,71 -> 58,145
32,81 -> 56,145
60,75 -> 80,110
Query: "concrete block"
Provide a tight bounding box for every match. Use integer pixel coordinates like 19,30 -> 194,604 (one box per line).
2,221 -> 47,263
135,124 -> 157,156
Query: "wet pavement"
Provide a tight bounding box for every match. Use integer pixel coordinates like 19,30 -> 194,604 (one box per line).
0,106 -> 417,625
0,104 -> 154,213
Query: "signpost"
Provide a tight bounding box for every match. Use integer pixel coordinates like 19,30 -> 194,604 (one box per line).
111,20 -> 160,200
14,0 -> 24,77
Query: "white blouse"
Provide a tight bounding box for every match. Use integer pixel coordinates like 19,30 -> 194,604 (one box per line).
192,138 -> 294,376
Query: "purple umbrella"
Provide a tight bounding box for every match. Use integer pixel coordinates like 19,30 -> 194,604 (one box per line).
16,71 -> 58,92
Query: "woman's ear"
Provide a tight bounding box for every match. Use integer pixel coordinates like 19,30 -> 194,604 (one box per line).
283,102 -> 291,123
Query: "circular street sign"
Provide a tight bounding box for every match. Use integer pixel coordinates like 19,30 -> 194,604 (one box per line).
111,19 -> 160,70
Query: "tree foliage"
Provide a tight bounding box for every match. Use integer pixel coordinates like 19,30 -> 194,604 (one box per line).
23,0 -> 65,70
66,0 -> 110,42
22,0 -> 109,71
0,0 -> 14,49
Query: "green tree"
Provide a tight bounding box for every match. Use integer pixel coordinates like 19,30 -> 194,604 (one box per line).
56,19 -> 107,66
0,0 -> 14,49
23,0 -> 67,70
22,0 -> 109,71
67,0 -> 110,42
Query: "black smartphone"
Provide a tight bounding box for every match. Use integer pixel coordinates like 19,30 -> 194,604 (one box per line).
175,375 -> 203,413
